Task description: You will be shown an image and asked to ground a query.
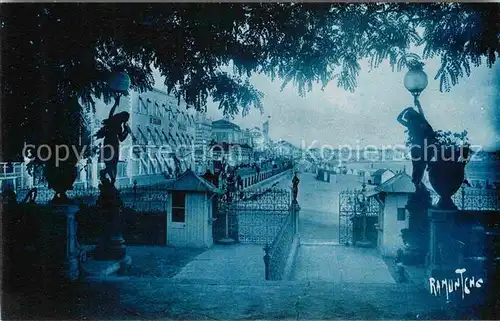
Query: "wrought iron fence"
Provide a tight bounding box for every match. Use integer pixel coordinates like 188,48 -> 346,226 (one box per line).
430,186 -> 500,211
13,186 -> 100,204
338,188 -> 380,245
214,188 -> 291,244
12,182 -> 173,205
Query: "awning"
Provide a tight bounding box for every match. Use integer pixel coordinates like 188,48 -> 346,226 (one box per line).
162,130 -> 169,143
137,126 -> 149,144
147,127 -> 158,145
159,153 -> 174,175
154,153 -> 164,171
129,130 -> 138,143
155,128 -> 165,144
169,132 -> 176,146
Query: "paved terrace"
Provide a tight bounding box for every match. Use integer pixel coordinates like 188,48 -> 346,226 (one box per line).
295,172 -> 363,244
3,277 -> 470,320
292,245 -> 395,283
174,244 -> 265,280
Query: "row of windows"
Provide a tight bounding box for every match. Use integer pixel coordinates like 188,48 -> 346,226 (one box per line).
132,154 -> 177,177
75,161 -> 128,182
131,126 -> 194,146
137,96 -> 195,125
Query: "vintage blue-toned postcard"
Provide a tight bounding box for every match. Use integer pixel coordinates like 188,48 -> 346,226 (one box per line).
1,2 -> 499,320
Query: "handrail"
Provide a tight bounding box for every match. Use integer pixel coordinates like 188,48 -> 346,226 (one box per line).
270,214 -> 292,254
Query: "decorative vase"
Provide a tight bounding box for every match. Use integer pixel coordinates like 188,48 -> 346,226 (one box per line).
45,162 -> 78,204
428,147 -> 467,209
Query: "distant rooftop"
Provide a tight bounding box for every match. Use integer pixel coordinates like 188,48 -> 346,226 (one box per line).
212,119 -> 241,131
372,169 -> 394,177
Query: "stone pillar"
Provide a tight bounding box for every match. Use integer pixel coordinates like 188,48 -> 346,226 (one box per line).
427,207 -> 457,279
94,182 -> 127,260
90,157 -> 99,188
401,188 -> 431,265
291,201 -> 301,235
40,205 -> 80,281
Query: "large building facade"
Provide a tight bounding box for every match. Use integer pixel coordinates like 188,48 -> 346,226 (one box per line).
193,112 -> 213,175
211,119 -> 254,169
212,119 -> 242,144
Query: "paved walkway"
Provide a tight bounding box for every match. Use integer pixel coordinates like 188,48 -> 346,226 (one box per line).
172,172 -> 292,282
126,246 -> 205,278
295,173 -> 362,243
289,172 -> 395,283
173,244 -> 265,280
292,245 -> 395,283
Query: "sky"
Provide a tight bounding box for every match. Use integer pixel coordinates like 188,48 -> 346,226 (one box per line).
153,57 -> 500,152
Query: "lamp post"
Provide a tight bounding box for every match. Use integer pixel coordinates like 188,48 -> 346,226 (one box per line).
217,170 -> 236,245
355,184 -> 372,248
94,71 -> 131,261
404,61 -> 428,118
400,62 -> 432,265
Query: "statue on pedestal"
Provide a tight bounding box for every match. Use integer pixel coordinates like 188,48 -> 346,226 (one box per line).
292,172 -> 299,203
93,71 -> 131,261
397,105 -> 435,265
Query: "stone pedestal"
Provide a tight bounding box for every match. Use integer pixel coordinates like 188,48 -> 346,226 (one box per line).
94,182 -> 126,260
291,201 -> 300,235
400,189 -> 431,265
426,207 -> 458,288
40,204 -> 80,281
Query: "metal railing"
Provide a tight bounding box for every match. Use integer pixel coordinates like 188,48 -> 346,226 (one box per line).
11,181 -> 174,205
264,205 -> 297,281
430,186 -> 500,211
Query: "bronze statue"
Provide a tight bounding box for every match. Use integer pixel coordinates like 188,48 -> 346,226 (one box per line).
95,97 -> 130,185
397,106 -> 435,190
292,172 -> 300,202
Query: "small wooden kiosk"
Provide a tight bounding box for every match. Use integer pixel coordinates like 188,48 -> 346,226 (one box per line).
166,170 -> 222,248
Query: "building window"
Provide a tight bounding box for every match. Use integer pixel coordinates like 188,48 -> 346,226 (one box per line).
155,102 -> 162,118
397,208 -> 406,221
117,161 -> 127,178
172,191 -> 186,223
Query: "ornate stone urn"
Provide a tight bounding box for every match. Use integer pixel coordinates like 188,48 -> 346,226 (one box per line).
428,159 -> 465,209
428,133 -> 470,209
45,160 -> 78,204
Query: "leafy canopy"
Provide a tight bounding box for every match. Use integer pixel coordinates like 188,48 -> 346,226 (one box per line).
1,3 -> 498,160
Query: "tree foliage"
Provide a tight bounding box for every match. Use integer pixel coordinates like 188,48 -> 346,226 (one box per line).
1,3 -> 498,160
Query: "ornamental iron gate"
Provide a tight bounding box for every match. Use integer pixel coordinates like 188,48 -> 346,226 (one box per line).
338,187 -> 380,246
214,188 -> 291,244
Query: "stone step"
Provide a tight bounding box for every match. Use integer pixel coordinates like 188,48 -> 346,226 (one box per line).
300,240 -> 341,246
85,275 -> 425,289
7,267 -> 494,320
82,256 -> 132,277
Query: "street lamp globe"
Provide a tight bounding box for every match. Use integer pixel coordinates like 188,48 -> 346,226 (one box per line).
404,65 -> 428,97
108,71 -> 131,93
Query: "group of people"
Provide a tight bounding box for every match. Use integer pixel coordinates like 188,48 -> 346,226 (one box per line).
202,159 -> 281,201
